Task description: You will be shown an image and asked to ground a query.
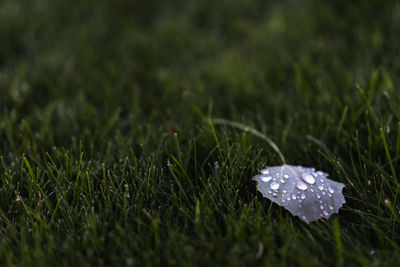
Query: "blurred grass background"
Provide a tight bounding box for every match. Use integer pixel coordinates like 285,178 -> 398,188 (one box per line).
0,0 -> 400,266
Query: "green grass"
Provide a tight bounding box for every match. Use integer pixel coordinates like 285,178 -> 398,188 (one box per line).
1,0 -> 400,266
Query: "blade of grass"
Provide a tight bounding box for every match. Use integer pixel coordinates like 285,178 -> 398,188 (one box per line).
380,127 -> 398,184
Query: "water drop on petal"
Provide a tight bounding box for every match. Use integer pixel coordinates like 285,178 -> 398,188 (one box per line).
261,175 -> 272,182
328,186 -> 335,194
296,181 -> 308,190
301,173 -> 316,184
270,182 -> 280,190
261,169 -> 269,175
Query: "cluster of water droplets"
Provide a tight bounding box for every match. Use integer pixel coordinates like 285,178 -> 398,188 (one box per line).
253,165 -> 345,223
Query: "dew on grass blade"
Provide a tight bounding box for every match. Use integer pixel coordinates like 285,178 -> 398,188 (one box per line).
252,165 -> 345,223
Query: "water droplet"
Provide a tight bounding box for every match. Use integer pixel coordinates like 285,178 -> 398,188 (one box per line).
320,205 -> 324,209
322,191 -> 326,195
296,181 -> 308,190
317,171 -> 323,176
328,186 -> 335,194
318,185 -> 324,190
316,193 -> 321,199
329,205 -> 333,210
283,190 -> 287,193
301,193 -> 306,199
270,182 -> 280,190
291,193 -> 297,200
323,210 -> 329,216
280,179 -> 285,183
370,250 -> 375,255
287,196 -> 291,201
284,174 -> 289,179
261,169 -> 269,175
312,172 -> 318,177
261,175 -> 272,182
301,173 -> 316,184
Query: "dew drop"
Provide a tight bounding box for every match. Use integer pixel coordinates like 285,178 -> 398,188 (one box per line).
261,175 -> 272,182
261,169 -> 269,175
296,181 -> 308,190
301,193 -> 306,199
329,205 -> 333,210
283,190 -> 287,193
301,173 -> 316,184
312,172 -> 318,177
284,174 -> 289,179
318,185 -> 324,190
316,193 -> 321,199
322,191 -> 326,195
317,171 -> 323,176
270,182 -> 280,190
323,210 -> 329,216
320,205 -> 324,209
280,179 -> 285,183
370,250 -> 375,255
291,193 -> 297,200
328,186 -> 335,194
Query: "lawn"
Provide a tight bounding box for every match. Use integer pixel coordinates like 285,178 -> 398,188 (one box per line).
0,0 -> 400,266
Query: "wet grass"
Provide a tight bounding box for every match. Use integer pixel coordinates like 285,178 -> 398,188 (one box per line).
0,0 -> 400,266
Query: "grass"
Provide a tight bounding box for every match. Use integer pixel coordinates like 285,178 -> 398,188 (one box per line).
0,0 -> 400,266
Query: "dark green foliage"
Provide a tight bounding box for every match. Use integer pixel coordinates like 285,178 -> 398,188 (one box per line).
0,0 -> 399,266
